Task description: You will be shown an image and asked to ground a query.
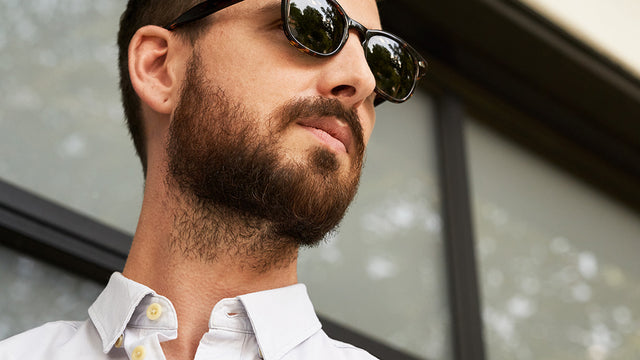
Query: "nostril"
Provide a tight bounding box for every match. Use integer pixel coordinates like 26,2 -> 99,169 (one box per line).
332,84 -> 356,98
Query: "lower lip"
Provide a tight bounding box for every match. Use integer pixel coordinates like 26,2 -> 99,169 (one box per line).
301,126 -> 347,153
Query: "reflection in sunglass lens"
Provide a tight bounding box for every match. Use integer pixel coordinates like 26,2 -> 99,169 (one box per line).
365,35 -> 416,100
288,0 -> 346,54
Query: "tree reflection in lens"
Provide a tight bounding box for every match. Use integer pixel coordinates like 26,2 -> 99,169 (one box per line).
365,36 -> 416,100
288,1 -> 417,101
289,0 -> 345,54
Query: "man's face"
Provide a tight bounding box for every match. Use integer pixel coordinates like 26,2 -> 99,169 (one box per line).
184,0 -> 380,147
166,0 -> 380,246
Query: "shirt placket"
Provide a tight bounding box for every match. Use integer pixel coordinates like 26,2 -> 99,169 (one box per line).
120,296 -> 178,360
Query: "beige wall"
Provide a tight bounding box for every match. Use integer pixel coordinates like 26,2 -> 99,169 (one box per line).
519,0 -> 640,79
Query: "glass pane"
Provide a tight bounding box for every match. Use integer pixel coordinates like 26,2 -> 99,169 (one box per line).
0,0 -> 141,234
300,91 -> 451,360
0,245 -> 102,339
466,120 -> 640,360
518,0 -> 640,79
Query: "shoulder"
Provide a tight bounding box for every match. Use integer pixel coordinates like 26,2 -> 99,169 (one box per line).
326,337 -> 379,359
0,321 -> 84,358
286,329 -> 379,359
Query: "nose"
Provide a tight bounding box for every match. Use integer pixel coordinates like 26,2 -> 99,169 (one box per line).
316,29 -> 377,109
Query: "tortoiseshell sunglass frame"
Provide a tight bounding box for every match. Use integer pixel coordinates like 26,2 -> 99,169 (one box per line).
164,0 -> 428,105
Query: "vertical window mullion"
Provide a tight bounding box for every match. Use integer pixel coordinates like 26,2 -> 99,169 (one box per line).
435,94 -> 486,360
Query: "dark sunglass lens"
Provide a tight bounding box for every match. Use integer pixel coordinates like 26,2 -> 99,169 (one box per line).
288,0 -> 346,54
365,35 -> 417,101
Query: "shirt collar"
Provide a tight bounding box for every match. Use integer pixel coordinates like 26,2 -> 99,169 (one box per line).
88,273 -> 322,359
88,272 -> 178,354
238,284 -> 322,359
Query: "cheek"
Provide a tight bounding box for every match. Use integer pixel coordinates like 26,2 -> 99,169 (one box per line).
254,54 -> 320,100
209,55 -> 315,116
360,106 -> 376,146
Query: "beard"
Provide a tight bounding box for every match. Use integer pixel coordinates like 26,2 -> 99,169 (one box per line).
165,51 -> 365,270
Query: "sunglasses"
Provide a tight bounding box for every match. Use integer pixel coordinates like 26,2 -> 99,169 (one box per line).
165,0 -> 428,105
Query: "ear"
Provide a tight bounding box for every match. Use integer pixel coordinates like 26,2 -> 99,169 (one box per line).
129,25 -> 185,115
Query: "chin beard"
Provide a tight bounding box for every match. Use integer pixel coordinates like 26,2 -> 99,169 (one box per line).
164,51 -> 365,270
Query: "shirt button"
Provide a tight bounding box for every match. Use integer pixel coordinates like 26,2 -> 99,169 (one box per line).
114,335 -> 124,348
132,346 -> 146,360
146,303 -> 163,320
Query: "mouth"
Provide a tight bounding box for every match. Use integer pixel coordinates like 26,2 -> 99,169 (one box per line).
297,117 -> 353,154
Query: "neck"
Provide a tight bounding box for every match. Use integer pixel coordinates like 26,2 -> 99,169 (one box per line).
123,175 -> 299,360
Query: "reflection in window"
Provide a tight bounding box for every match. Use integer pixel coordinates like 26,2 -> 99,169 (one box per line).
467,120 -> 640,359
0,245 -> 102,339
0,0 -> 140,234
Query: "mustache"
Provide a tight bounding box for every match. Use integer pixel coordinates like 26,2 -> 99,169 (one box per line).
275,97 -> 365,155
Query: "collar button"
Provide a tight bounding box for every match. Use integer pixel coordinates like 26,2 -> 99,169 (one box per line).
146,303 -> 163,320
114,335 -> 124,348
132,346 -> 146,360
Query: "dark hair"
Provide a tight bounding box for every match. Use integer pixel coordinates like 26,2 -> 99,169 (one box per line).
117,0 -> 210,176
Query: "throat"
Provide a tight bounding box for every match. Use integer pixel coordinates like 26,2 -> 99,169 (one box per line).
166,184 -> 300,273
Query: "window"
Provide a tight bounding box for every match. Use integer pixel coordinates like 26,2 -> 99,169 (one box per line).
0,244 -> 102,339
467,120 -> 640,359
0,0 -> 140,234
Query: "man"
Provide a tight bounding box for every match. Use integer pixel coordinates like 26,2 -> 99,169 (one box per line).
0,0 -> 425,359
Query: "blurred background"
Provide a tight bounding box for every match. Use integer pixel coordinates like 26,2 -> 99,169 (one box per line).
0,0 -> 639,359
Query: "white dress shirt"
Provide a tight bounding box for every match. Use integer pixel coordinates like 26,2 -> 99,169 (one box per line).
0,272 -> 377,360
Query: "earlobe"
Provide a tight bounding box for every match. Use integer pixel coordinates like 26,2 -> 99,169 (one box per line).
129,25 -> 181,115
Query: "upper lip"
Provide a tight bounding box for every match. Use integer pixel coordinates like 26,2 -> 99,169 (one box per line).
297,117 -> 353,153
